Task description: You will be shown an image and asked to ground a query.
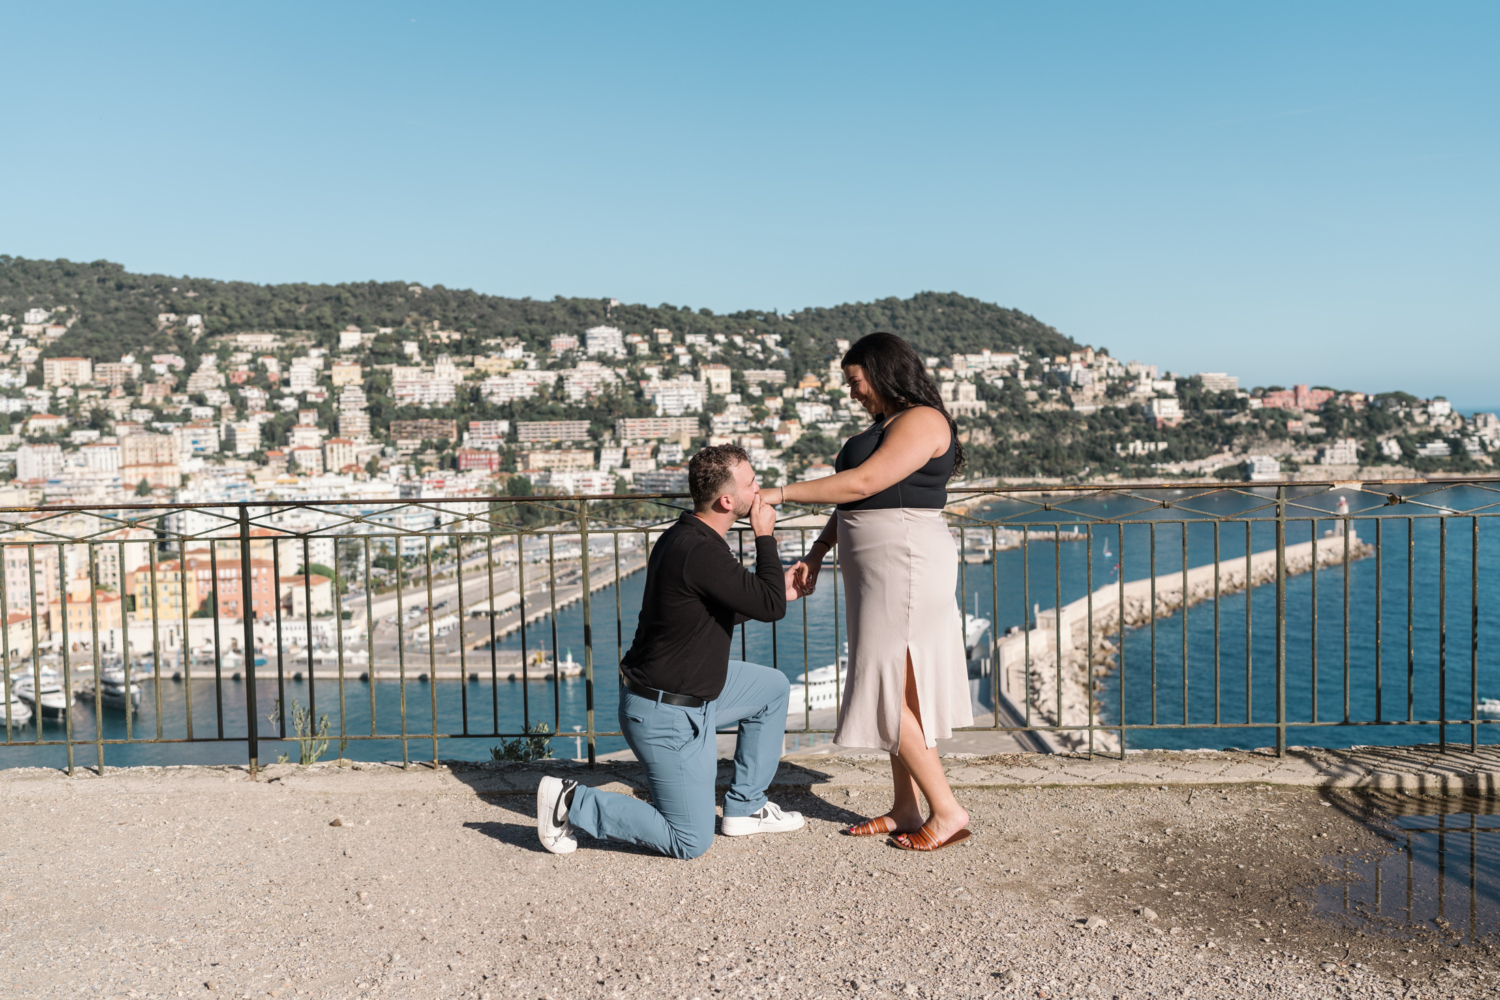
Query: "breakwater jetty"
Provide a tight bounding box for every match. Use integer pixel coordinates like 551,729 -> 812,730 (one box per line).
993,528 -> 1373,753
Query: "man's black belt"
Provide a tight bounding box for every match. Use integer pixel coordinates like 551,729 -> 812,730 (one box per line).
620,673 -> 706,708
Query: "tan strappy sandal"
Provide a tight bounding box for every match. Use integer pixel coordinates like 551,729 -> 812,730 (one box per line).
892,825 -> 971,851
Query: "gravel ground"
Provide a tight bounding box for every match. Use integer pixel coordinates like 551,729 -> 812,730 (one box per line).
0,762 -> 1496,999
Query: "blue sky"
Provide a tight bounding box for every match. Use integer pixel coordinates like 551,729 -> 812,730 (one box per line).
2,3 -> 1495,405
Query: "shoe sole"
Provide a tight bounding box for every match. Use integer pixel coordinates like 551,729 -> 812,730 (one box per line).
720,817 -> 805,837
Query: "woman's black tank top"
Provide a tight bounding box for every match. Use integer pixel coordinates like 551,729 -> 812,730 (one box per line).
833,407 -> 955,511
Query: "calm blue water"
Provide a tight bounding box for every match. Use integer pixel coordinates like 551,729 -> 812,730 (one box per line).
5,484 -> 1499,766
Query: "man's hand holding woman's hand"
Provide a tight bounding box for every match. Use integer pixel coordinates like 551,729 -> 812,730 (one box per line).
792,557 -> 822,596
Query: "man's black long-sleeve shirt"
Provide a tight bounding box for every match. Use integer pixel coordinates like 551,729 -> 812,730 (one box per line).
619,512 -> 786,700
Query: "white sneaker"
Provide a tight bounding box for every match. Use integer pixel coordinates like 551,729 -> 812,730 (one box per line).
537,776 -> 579,854
720,801 -> 805,837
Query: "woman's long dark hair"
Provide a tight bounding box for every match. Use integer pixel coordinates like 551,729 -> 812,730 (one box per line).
841,331 -> 965,476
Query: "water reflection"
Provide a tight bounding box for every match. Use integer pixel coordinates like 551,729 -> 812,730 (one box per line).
1317,793 -> 1500,944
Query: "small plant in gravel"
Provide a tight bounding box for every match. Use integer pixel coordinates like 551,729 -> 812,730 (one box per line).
268,698 -> 332,764
490,723 -> 554,762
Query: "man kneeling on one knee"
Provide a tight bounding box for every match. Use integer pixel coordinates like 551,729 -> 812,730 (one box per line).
538,444 -> 807,859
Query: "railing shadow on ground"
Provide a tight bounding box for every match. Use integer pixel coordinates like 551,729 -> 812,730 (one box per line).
1,474 -> 1498,773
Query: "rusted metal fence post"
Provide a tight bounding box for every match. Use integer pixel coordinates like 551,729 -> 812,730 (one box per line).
239,506 -> 259,776
1275,486 -> 1287,757
578,498 -> 595,766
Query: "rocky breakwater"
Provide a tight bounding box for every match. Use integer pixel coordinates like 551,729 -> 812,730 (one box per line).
993,528 -> 1373,753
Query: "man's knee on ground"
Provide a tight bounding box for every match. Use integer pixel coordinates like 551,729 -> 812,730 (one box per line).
666,825 -> 713,860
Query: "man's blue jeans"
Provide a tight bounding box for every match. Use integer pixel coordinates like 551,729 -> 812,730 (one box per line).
568,660 -> 790,859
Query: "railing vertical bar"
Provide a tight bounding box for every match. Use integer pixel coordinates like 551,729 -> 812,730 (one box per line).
1274,485 -> 1287,757
613,531 -> 623,665
485,532 -> 499,734
991,525 -> 1000,731
1245,521 -> 1253,726
801,528 -> 810,733
832,520 -> 842,719
1439,517 -> 1447,752
1180,521 -> 1188,726
333,536 -> 347,760
483,530 -> 501,734
209,543 -> 224,739
271,536 -> 285,739
578,499 -> 596,766
518,529 -> 530,732
302,535 -> 315,737
1472,517 -> 1479,753
1213,520 -> 1221,726
1149,522 -> 1157,727
1053,522 -> 1063,734
394,532 -> 409,767
238,506 -> 259,775
1,537 -> 14,743
1022,525 -> 1030,728
738,530 -> 747,661
118,540 -> 132,745
363,536 -> 376,738
87,542 -> 104,773
1086,523 -> 1095,756
547,531 -> 560,739
424,534 -> 438,766
456,526 -> 468,737
1407,516 -> 1415,722
1375,517 -> 1384,723
148,539 -> 163,741
1311,520 -> 1319,724
1117,523 -> 1125,757
1342,513 -> 1351,724
178,539 -> 192,743
27,544 -> 40,744
58,543 -> 73,775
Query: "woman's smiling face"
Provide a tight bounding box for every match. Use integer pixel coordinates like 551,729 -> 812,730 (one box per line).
843,364 -> 885,416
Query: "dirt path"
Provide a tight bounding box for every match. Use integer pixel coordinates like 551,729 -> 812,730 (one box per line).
0,760 -> 1488,999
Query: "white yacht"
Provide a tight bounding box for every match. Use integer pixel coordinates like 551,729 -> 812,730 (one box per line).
11,669 -> 71,716
2,686 -> 33,727
1478,698 -> 1500,718
787,613 -> 991,717
76,668 -> 142,711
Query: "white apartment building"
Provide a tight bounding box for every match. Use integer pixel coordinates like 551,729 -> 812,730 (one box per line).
480,371 -> 542,403
700,364 -> 733,396
226,421 -> 261,456
1319,438 -> 1359,465
550,334 -> 579,355
16,443 -> 63,481
464,421 -> 509,450
81,440 -> 121,472
585,326 -> 626,358
647,376 -> 705,417
561,362 -> 619,402
1197,373 -> 1239,393
1247,455 -> 1282,482
42,357 -> 93,387
287,360 -> 319,394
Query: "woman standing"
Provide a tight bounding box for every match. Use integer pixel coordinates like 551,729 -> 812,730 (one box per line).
762,332 -> 972,851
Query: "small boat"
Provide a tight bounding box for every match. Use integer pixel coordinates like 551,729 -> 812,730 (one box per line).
11,669 -> 72,716
1,689 -> 32,727
76,668 -> 142,711
1478,698 -> 1500,718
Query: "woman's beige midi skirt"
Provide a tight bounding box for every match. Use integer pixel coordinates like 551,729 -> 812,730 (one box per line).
833,507 -> 973,752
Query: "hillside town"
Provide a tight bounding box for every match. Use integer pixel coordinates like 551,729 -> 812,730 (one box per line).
0,305 -> 1494,514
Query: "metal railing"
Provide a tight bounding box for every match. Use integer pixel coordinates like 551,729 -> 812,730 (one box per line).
0,475 -> 1496,773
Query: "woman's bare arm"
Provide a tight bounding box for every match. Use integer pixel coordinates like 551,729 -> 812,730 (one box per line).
767,407 -> 950,506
